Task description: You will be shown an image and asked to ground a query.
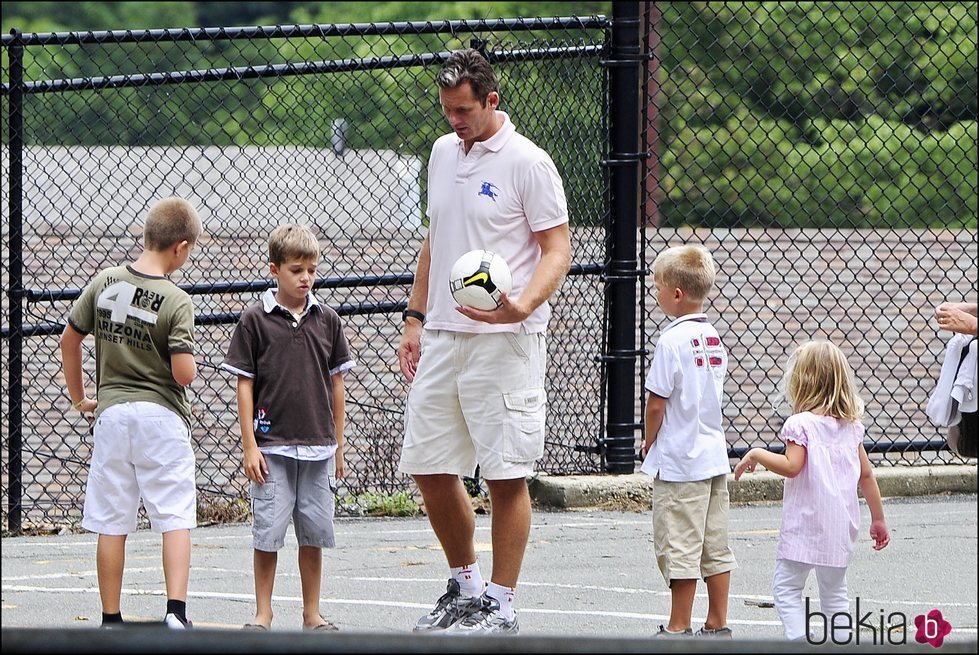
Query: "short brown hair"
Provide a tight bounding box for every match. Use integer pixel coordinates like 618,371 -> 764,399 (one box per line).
652,244 -> 717,301
143,197 -> 203,251
268,223 -> 320,265
436,48 -> 500,105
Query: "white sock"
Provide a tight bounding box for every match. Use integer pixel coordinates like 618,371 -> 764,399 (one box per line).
451,562 -> 484,598
485,582 -> 516,620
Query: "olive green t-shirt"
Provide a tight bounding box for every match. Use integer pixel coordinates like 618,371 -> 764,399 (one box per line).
68,264 -> 195,427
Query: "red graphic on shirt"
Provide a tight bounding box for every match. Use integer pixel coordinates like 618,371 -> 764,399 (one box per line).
691,338 -> 700,347
695,357 -> 704,367
706,336 -> 720,346
709,356 -> 723,366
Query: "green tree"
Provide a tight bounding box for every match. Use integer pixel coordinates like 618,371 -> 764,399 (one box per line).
657,1 -> 977,228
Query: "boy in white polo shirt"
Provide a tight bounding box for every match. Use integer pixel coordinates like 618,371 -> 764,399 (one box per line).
640,244 -> 736,639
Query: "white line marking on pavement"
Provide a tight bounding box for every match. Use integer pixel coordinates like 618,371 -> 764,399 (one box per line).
7,574 -> 975,611
2,566 -> 159,581
0,585 -> 783,627
8,582 -> 978,634
341,576 -> 979,609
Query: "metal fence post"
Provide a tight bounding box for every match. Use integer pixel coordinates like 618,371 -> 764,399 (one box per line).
603,3 -> 643,473
6,28 -> 25,534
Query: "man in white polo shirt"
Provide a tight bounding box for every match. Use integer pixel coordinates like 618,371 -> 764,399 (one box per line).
396,48 -> 571,635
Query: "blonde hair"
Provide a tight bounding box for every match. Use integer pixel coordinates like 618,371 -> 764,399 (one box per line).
652,244 -> 717,301
268,223 -> 320,265
143,197 -> 202,251
775,340 -> 865,421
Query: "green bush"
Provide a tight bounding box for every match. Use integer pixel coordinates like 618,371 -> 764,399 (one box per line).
342,491 -> 421,517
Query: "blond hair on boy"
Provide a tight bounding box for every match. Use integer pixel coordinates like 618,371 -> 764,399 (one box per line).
652,244 -> 718,302
143,197 -> 203,251
268,223 -> 320,265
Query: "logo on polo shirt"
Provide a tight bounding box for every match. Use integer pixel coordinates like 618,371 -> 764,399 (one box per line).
691,335 -> 724,369
705,336 -> 724,368
478,181 -> 500,202
691,338 -> 705,367
255,406 -> 271,433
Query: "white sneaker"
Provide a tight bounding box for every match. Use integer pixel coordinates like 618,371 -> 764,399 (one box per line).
443,594 -> 519,635
413,579 -> 484,632
163,613 -> 192,629
695,625 -> 733,638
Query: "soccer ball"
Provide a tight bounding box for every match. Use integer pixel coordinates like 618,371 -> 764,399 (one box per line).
449,249 -> 513,311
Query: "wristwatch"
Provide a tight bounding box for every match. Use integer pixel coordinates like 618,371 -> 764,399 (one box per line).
402,308 -> 426,323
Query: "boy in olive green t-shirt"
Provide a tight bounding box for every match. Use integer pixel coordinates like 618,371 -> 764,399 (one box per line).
59,196 -> 203,629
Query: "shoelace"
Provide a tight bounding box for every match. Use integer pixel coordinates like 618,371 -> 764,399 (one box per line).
458,596 -> 498,627
428,586 -> 466,618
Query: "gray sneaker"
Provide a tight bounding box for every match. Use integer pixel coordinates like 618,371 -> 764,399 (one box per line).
654,624 -> 693,638
443,594 -> 519,635
695,625 -> 733,638
413,579 -> 484,632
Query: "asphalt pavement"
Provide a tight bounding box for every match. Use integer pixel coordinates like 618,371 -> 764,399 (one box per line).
2,493 -> 976,647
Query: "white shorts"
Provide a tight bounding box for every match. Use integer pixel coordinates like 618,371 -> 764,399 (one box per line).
398,330 -> 547,480
82,401 -> 197,535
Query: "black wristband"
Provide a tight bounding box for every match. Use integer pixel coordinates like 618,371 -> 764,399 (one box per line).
402,308 -> 426,324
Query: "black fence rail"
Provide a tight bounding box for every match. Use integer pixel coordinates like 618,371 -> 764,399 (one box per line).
2,2 -> 976,533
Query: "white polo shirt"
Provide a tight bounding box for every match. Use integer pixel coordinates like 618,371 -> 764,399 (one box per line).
424,111 -> 569,334
640,313 -> 731,482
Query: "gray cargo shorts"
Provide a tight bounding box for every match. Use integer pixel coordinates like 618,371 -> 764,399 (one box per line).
250,454 -> 336,551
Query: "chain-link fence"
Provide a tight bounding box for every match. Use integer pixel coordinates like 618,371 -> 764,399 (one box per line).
639,2 -> 977,467
2,2 -> 976,532
2,15 -> 612,531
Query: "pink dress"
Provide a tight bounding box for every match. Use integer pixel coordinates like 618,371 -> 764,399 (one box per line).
776,412 -> 864,568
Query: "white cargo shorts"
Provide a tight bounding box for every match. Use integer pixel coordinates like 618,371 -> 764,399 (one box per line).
398,330 -> 547,480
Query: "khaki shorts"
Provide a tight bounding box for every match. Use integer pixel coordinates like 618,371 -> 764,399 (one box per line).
398,330 -> 546,480
652,473 -> 737,584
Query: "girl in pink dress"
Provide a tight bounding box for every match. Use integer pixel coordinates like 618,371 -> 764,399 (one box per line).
734,340 -> 890,641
